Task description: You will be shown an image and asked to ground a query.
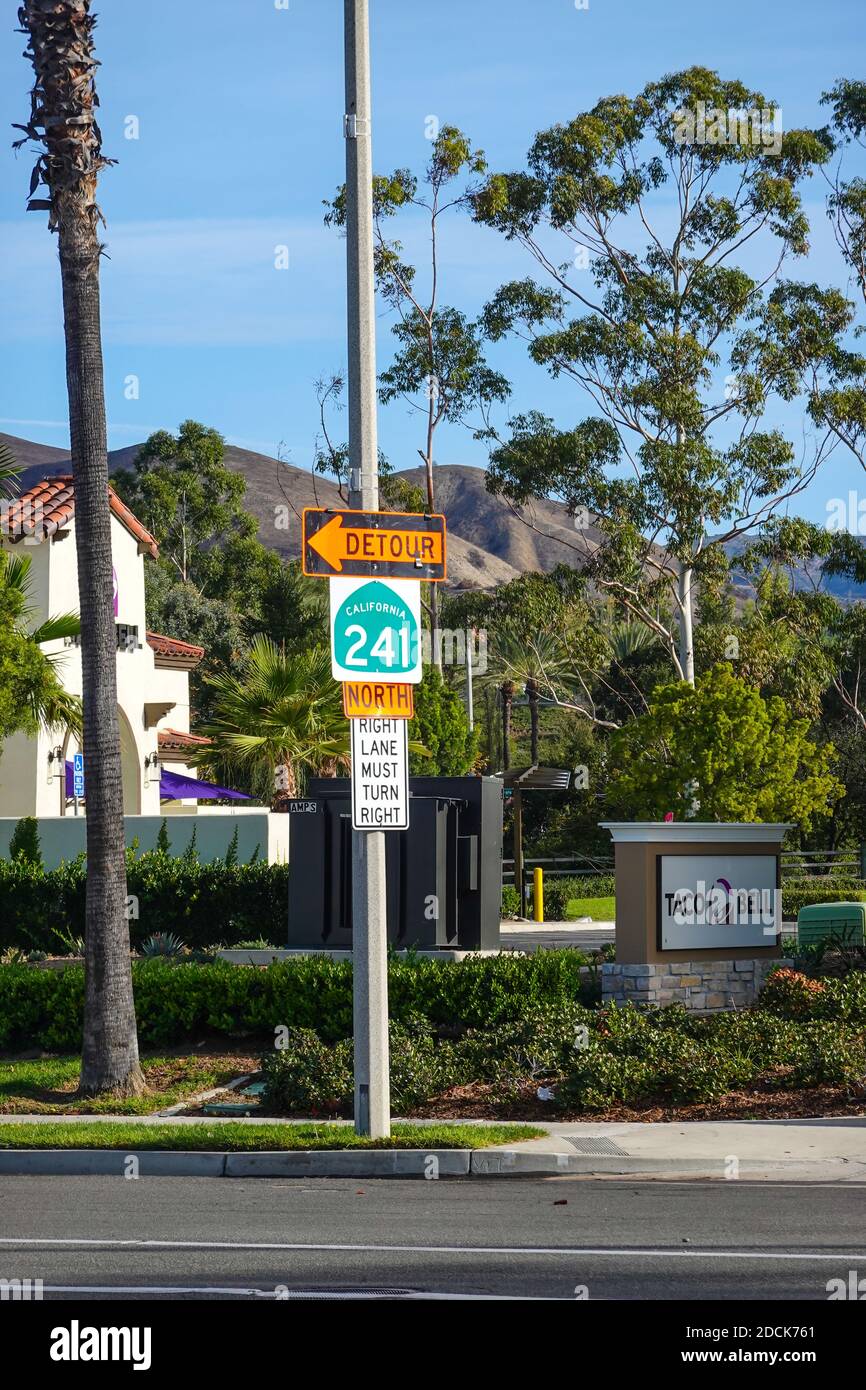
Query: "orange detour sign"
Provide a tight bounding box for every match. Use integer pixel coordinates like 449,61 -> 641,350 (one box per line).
302,508 -> 446,581
342,680 -> 414,719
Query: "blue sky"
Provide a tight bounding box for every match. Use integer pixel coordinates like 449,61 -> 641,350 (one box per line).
0,0 -> 863,523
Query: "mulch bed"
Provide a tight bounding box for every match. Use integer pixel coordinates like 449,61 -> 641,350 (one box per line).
184,1076 -> 866,1123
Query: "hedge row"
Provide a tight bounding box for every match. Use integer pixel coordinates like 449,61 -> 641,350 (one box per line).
0,855 -> 289,953
262,975 -> 866,1114
0,951 -> 594,1052
779,879 -> 866,919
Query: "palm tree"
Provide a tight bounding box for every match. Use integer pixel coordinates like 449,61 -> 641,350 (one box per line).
0,550 -> 82,734
194,639 -> 351,801
0,440 -> 22,501
488,628 -> 575,766
17,1 -> 143,1096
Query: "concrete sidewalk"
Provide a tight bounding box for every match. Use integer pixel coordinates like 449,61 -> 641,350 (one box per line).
0,1114 -> 863,1181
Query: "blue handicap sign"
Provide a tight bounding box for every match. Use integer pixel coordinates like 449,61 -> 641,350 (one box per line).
73,752 -> 85,799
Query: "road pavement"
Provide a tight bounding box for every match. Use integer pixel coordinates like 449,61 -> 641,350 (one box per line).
1,1174 -> 864,1299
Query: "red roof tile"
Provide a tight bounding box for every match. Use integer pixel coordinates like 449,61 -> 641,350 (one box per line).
1,475 -> 159,558
157,727 -> 212,754
146,631 -> 205,668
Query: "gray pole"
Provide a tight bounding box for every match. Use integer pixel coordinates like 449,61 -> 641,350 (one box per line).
344,0 -> 390,1138
465,628 -> 474,731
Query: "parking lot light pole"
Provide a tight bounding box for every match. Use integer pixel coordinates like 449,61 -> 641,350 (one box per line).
344,0 -> 390,1138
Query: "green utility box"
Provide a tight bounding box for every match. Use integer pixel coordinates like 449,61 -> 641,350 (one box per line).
797,901 -> 866,947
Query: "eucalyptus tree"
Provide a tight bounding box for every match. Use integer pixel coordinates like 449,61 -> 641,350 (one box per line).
16,0 -> 143,1095
473,67 -> 848,683
797,79 -> 866,473
325,126 -> 510,667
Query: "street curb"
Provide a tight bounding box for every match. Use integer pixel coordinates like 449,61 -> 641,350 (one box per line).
0,1147 -> 862,1180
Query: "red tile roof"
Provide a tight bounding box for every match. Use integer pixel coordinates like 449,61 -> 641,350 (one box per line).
146,631 -> 205,667
1,475 -> 159,558
158,727 -> 212,755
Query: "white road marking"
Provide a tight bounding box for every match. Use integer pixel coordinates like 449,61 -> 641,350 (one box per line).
0,1237 -> 864,1261
29,1285 -> 495,1299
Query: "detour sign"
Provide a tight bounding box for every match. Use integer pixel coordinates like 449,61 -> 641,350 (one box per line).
303,508 -> 446,581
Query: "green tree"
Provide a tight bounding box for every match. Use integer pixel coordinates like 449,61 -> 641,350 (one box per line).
805,79 -> 866,471
193,639 -> 350,801
0,550 -> 81,737
408,665 -> 475,775
111,421 -> 257,596
326,126 -> 510,667
473,67 -> 846,683
9,816 -> 43,868
606,664 -> 843,828
17,0 -> 143,1095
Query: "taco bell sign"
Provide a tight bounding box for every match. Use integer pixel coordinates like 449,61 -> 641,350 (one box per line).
659,854 -> 780,949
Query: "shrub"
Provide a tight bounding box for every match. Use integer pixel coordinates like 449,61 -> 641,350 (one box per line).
261,1030 -> 353,1114
0,853 -> 290,953
140,933 -> 186,958
759,967 -> 827,1020
8,816 -> 43,869
781,879 -> 866,919
501,884 -> 520,918
0,950 -> 592,1051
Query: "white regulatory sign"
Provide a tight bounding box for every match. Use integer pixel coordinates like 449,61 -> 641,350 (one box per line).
351,717 -> 409,830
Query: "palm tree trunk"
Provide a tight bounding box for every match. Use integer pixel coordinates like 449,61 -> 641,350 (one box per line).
527,678 -> 540,765
19,0 -> 143,1095
501,680 -> 514,771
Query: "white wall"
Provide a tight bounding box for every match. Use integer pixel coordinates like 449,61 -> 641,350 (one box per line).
0,512 -> 200,820
0,810 -> 289,868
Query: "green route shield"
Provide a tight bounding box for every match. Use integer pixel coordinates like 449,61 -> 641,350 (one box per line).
330,576 -> 422,683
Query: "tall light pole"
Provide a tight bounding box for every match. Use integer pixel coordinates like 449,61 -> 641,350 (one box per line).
343,0 -> 390,1138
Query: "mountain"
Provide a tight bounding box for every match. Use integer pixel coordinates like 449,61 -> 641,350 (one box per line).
5,432 -> 568,589
1,432 -> 70,475
5,431 -> 866,600
722,532 -> 866,606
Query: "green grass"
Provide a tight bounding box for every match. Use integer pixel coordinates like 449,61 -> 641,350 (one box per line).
0,1053 -> 257,1115
564,896 -> 616,921
0,1121 -> 544,1151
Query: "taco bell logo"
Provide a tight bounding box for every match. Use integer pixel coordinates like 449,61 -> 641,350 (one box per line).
669,878 -> 777,929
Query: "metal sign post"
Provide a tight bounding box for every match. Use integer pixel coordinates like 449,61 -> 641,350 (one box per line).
343,0 -> 389,1139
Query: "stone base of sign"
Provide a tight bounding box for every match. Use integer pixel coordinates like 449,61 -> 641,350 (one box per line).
602,958 -> 792,1012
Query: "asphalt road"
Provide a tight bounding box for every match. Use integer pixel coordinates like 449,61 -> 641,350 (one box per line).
1,1175 -> 864,1300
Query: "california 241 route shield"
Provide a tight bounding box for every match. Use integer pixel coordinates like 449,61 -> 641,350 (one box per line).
330,576 -> 423,684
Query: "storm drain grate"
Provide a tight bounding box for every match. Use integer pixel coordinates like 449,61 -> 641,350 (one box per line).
563,1136 -> 630,1156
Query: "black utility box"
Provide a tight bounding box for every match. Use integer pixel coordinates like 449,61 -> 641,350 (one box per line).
286,776 -> 502,950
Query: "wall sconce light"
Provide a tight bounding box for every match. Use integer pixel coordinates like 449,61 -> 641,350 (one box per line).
47,745 -> 63,786
143,752 -> 161,788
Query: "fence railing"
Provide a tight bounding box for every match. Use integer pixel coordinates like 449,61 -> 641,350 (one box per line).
504,849 -> 866,887
502,855 -> 613,885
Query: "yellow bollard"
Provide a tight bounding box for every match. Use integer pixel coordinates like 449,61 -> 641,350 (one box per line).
533,866 -> 544,923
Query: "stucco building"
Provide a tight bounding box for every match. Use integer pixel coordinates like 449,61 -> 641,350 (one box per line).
0,475 -> 206,817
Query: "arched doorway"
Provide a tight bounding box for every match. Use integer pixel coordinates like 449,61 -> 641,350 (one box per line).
118,706 -> 141,815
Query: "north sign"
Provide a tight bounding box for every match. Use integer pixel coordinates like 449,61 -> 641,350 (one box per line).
303,508 -> 446,581
343,680 -> 414,719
